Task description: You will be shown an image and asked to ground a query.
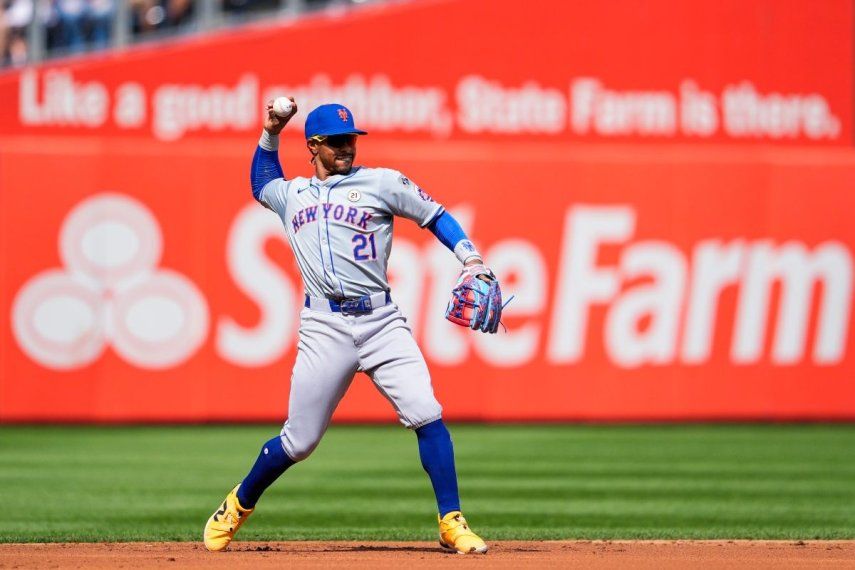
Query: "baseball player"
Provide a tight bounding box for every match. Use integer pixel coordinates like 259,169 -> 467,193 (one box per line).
204,98 -> 503,554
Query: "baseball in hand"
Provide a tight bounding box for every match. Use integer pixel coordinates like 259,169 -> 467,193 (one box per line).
272,97 -> 294,117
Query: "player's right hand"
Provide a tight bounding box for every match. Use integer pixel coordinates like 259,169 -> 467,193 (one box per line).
264,97 -> 297,136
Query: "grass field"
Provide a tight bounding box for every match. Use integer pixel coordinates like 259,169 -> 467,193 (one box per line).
0,424 -> 853,542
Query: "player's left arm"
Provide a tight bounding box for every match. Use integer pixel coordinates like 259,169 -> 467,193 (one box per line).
426,211 -> 483,265
380,170 -> 503,332
429,211 -> 504,333
380,169 -> 486,267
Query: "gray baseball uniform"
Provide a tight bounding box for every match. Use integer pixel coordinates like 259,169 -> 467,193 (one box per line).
258,167 -> 444,460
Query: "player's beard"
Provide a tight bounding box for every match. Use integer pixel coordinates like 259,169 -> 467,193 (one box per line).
332,153 -> 354,174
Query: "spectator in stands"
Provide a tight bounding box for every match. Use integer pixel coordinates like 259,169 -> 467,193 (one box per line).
131,0 -> 193,36
54,0 -> 113,52
87,0 -> 112,48
0,3 -> 8,64
130,0 -> 158,34
1,0 -> 33,66
166,0 -> 192,27
55,0 -> 86,51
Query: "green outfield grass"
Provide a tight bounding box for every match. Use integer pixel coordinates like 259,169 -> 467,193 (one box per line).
0,424 -> 853,542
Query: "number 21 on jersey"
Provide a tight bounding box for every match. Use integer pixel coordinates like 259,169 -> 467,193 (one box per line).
352,233 -> 377,261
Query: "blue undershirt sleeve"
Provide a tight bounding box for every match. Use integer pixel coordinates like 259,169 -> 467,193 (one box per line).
250,146 -> 285,202
427,210 -> 467,251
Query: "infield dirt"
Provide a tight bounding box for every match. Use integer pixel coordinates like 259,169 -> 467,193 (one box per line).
1,541 -> 854,569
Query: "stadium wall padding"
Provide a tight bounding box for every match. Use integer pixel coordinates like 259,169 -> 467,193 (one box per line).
0,0 -> 853,422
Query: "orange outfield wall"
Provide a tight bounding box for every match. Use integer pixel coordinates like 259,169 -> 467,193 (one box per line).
0,0 -> 853,422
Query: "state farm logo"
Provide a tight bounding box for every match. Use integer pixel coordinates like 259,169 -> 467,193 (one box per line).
12,194 -> 209,370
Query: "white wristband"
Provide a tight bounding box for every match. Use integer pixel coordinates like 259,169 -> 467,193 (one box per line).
259,130 -> 279,151
454,239 -> 482,265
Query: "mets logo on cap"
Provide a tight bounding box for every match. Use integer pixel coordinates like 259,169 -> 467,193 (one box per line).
304,103 -> 367,139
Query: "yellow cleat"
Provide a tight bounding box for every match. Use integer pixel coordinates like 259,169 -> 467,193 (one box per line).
438,511 -> 488,554
203,484 -> 254,552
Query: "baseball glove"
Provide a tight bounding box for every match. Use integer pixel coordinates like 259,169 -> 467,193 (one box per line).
445,264 -> 503,334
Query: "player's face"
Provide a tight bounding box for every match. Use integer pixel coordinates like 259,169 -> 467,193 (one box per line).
312,134 -> 358,176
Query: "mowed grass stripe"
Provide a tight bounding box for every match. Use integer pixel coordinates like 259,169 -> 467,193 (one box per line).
0,424 -> 853,541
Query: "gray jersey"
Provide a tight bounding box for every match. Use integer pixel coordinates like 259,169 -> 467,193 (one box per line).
259,166 -> 443,298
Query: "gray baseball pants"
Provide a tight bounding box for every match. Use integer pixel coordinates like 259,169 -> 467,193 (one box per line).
279,301 -> 443,461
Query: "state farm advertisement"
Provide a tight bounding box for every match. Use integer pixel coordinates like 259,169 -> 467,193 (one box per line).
0,0 -> 851,145
1,0 -> 853,422
1,138 -> 853,422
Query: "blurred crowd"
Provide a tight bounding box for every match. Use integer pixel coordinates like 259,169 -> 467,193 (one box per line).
1,0 -> 349,67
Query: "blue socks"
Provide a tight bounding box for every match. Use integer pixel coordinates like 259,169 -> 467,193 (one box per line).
415,419 -> 461,517
236,436 -> 295,509
236,423 -> 461,515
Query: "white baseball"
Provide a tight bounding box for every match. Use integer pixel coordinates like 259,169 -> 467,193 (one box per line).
272,97 -> 293,117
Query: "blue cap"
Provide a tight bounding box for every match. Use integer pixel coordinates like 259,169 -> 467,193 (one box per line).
304,104 -> 367,139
